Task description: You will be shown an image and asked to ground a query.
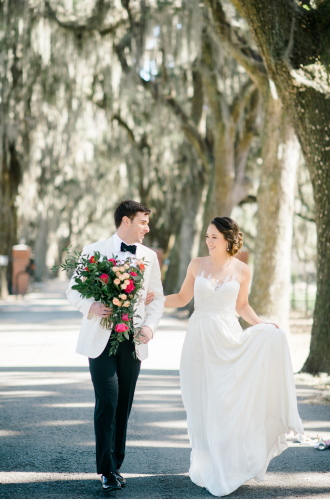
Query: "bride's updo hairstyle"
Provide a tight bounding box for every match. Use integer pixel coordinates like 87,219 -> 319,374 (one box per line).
210,217 -> 243,256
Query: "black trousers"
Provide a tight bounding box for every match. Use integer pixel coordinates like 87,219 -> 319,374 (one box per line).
88,336 -> 141,475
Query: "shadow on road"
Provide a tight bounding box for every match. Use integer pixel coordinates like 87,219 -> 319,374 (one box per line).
0,367 -> 329,499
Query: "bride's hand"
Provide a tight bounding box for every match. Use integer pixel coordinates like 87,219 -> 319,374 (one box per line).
265,322 -> 280,329
145,291 -> 155,305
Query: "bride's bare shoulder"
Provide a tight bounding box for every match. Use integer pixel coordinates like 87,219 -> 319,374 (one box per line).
188,257 -> 203,274
234,258 -> 250,277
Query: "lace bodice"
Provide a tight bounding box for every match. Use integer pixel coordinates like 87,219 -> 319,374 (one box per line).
194,257 -> 243,316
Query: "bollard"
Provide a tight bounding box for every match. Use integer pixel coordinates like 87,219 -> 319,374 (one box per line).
12,245 -> 31,295
0,255 -> 9,298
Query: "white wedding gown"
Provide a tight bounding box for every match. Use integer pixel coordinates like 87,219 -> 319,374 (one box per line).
180,257 -> 304,497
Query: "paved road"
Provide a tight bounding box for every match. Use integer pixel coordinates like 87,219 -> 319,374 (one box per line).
0,280 -> 329,499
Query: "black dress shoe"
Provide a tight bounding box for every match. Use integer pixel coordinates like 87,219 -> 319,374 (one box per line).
115,470 -> 126,487
100,473 -> 121,490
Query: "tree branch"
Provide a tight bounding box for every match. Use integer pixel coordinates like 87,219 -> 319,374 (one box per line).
238,194 -> 257,205
44,0 -> 127,37
295,212 -> 316,223
112,114 -> 136,144
230,80 -> 257,126
203,0 -> 267,88
139,76 -> 213,174
200,29 -> 223,125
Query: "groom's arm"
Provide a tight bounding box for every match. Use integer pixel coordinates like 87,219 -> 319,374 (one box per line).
142,252 -> 165,337
66,245 -> 95,319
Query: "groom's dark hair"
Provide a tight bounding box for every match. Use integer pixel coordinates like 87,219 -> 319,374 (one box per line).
114,200 -> 151,228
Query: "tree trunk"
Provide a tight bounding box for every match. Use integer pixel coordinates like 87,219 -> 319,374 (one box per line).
235,0 -> 330,373
163,235 -> 181,296
198,165 -> 216,257
0,0 -> 32,293
0,141 -> 21,293
34,217 -> 49,282
248,90 -> 299,332
175,171 -> 205,291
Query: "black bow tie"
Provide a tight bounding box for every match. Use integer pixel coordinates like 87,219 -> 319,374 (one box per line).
121,242 -> 137,255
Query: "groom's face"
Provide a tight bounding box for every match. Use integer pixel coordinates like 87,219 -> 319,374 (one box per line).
128,211 -> 150,243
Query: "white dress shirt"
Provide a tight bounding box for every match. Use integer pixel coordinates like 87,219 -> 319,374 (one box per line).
112,232 -> 139,263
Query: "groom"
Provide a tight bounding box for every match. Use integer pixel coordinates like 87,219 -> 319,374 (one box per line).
66,200 -> 165,490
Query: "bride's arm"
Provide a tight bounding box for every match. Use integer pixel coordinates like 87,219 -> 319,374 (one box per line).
164,258 -> 200,308
236,265 -> 279,328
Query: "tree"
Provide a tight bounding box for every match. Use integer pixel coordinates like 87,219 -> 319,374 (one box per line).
204,0 -> 300,332
0,0 -> 36,291
230,0 -> 330,373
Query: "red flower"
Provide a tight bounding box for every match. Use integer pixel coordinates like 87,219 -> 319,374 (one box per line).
130,271 -> 138,277
84,267 -> 89,272
122,313 -> 129,321
100,274 -> 109,284
115,323 -> 129,333
108,258 -> 116,265
139,263 -> 145,271
125,280 -> 135,294
89,256 -> 96,263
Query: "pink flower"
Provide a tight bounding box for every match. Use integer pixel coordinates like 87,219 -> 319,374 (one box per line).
130,271 -> 138,277
108,258 -> 116,265
113,297 -> 120,306
122,313 -> 129,321
125,280 -> 135,294
115,323 -> 129,333
114,278 -> 120,285
100,274 -> 109,284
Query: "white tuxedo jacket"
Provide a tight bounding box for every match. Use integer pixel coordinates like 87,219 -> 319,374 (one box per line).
66,235 -> 165,360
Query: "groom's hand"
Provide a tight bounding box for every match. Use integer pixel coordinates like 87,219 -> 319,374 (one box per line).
89,303 -> 113,317
138,326 -> 153,344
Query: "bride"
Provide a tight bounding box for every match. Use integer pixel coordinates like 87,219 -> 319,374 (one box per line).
164,216 -> 304,497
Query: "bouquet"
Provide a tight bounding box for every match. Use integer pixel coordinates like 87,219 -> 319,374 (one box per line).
52,248 -> 148,358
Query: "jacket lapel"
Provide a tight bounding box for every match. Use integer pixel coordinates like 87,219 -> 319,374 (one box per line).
135,243 -> 145,261
106,235 -> 115,259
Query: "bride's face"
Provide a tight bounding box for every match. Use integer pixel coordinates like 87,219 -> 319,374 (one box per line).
206,225 -> 227,255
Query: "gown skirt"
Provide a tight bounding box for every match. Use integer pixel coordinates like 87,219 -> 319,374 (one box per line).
180,305 -> 304,497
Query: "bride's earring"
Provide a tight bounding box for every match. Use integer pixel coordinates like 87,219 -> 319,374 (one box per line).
227,244 -> 230,252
